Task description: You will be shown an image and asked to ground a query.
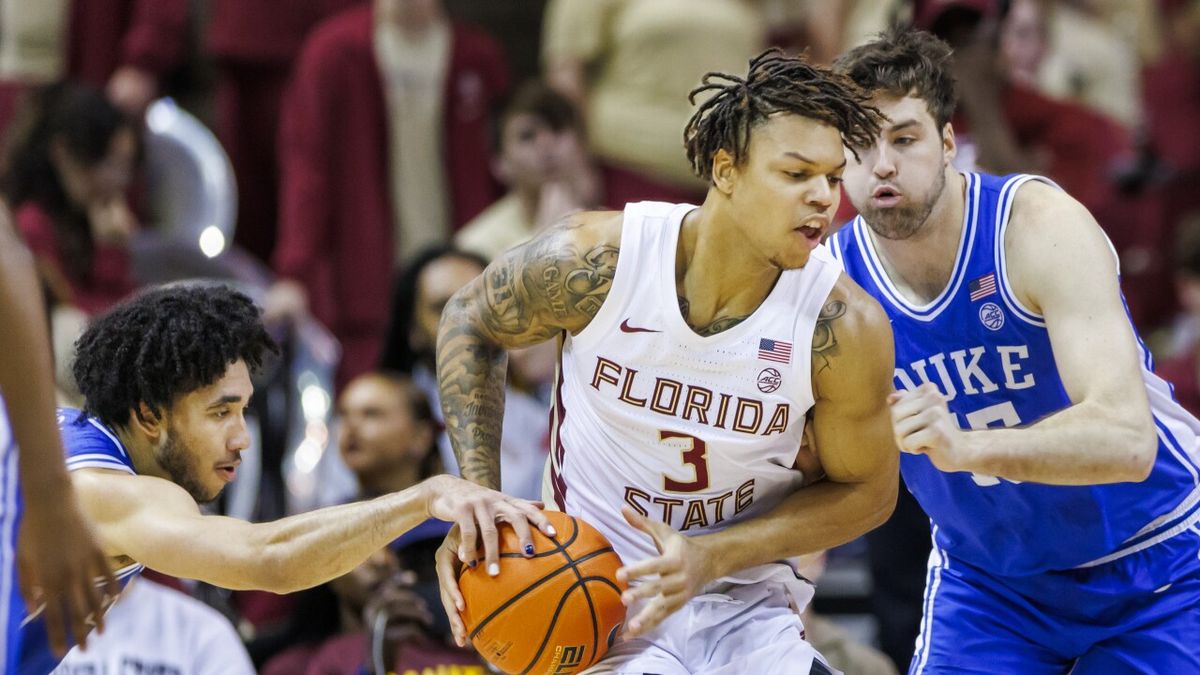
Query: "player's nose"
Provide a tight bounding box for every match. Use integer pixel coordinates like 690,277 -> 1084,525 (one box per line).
871,147 -> 897,179
229,417 -> 252,452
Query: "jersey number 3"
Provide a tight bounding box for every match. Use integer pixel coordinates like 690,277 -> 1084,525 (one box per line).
661,430 -> 710,492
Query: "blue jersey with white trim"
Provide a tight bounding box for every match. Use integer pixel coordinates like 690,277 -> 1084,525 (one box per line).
8,409 -> 144,675
828,172 -> 1200,576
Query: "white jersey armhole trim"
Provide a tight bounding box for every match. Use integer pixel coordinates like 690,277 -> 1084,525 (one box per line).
790,248 -> 845,418
851,173 -> 980,322
569,202 -> 681,352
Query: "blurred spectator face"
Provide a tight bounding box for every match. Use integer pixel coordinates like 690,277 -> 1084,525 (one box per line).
1000,0 -> 1049,85
842,95 -> 955,241
50,125 -> 137,209
337,374 -> 434,480
413,256 -> 485,349
497,113 -> 571,193
1178,272 -> 1200,317
329,546 -> 404,615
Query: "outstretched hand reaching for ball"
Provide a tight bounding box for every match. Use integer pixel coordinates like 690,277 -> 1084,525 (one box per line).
615,507 -> 717,638
427,475 -> 556,647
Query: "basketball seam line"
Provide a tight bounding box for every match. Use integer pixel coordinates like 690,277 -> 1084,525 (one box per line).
466,545 -> 618,647
520,575 -> 624,675
466,517 -> 598,641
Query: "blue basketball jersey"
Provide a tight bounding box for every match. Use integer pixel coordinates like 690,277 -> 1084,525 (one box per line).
828,172 -> 1200,576
1,406 -> 144,675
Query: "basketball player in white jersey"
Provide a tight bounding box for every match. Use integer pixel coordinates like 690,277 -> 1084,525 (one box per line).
435,51 -> 898,674
0,202 -> 114,662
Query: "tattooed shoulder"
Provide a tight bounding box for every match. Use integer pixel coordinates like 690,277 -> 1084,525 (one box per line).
477,212 -> 623,342
812,298 -> 847,374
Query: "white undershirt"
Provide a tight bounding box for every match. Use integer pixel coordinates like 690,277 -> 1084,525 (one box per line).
374,19 -> 453,266
55,578 -> 255,675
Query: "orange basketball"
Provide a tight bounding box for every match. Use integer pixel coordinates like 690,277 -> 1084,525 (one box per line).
459,510 -> 627,674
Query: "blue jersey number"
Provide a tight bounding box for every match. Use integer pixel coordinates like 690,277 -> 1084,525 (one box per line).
962,401 -> 1024,487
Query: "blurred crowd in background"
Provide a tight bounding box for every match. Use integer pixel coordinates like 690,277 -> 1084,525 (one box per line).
3,0 -> 1198,673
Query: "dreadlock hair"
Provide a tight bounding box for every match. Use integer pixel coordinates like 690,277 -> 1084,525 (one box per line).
684,49 -> 883,183
73,284 -> 279,428
833,28 -> 958,132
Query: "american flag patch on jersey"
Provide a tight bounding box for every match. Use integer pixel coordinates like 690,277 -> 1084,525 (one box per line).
968,273 -> 997,302
759,338 -> 793,364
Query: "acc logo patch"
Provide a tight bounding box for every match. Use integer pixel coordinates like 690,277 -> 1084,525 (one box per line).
757,367 -> 782,393
979,302 -> 1004,331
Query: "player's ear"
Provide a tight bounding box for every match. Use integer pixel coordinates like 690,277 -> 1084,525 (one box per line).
131,402 -> 164,440
941,122 -> 956,163
711,148 -> 738,195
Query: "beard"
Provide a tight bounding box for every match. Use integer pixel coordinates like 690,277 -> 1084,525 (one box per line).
860,166 -> 947,241
158,433 -> 219,504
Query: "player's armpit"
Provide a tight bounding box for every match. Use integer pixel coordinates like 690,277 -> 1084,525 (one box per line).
810,276 -> 899,486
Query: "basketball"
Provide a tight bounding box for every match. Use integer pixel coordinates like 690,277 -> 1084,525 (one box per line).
459,510 -> 627,674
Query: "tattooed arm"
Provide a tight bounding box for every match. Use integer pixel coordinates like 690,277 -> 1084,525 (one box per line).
436,211 -> 623,488
616,276 -> 899,636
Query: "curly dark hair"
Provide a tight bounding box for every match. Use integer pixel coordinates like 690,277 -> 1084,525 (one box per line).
684,49 -> 883,182
73,284 -> 279,428
833,28 -> 958,132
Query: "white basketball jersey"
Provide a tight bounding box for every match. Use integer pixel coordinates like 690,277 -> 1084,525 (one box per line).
546,201 -> 843,581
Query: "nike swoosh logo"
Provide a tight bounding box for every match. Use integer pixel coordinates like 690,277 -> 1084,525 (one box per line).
619,319 -> 660,334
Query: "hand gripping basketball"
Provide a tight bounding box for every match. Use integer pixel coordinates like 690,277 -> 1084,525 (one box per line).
455,510 -> 627,675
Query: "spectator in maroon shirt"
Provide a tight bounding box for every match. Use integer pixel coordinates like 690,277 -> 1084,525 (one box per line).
206,0 -> 364,263
266,0 -> 509,388
261,545 -> 482,675
1,83 -> 138,317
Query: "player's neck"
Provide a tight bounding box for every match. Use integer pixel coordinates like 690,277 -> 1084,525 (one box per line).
870,170 -> 967,304
515,185 -> 540,226
676,199 -> 782,327
114,425 -> 172,481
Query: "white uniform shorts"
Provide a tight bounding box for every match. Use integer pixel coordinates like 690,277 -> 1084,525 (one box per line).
583,580 -> 837,675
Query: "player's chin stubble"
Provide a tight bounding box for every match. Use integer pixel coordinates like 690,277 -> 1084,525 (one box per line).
863,165 -> 947,241
158,433 -> 220,504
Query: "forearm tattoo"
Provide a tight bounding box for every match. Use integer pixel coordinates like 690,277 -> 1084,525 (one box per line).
812,299 -> 846,374
436,221 -> 618,488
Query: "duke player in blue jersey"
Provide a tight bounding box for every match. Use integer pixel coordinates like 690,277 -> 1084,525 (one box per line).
824,30 -> 1200,673
4,284 -> 554,675
0,201 -> 116,666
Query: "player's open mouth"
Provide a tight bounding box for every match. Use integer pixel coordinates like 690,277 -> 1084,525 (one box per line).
216,461 -> 240,481
871,185 -> 902,208
797,224 -> 823,242
795,215 -> 828,246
